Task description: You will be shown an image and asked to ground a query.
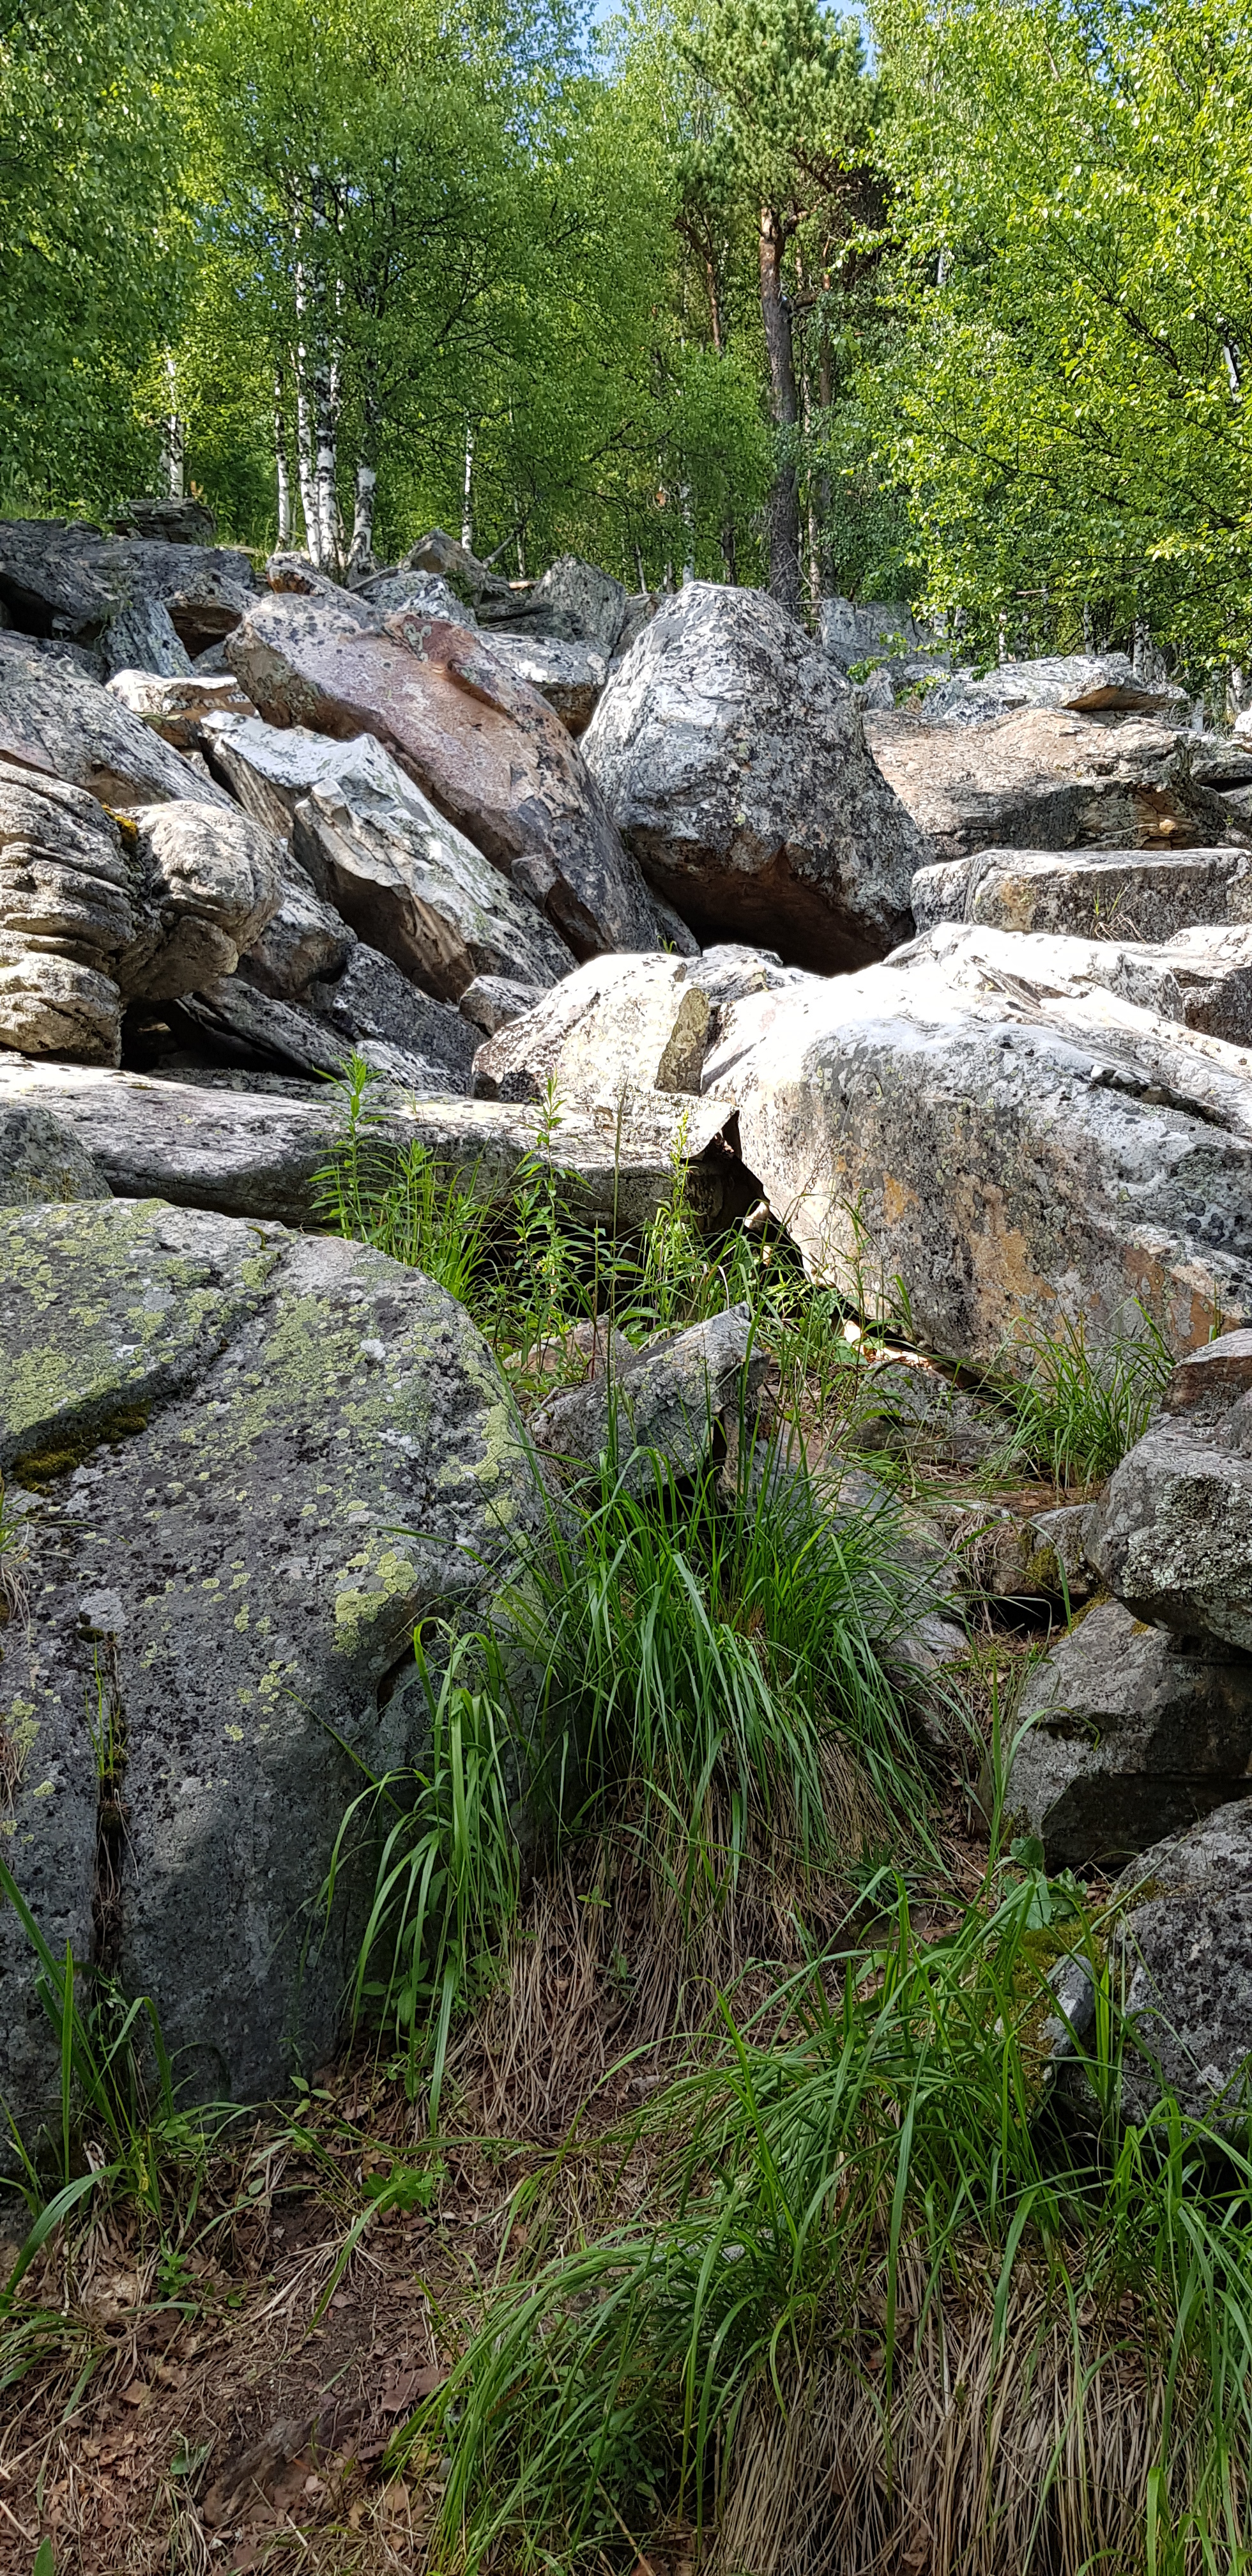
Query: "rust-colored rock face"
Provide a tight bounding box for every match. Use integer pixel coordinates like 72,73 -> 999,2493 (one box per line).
227,594 -> 658,962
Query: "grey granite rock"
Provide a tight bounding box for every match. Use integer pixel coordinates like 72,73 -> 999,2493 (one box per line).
485,633 -> 607,733
897,919 -> 1252,1051
236,855 -> 356,1000
911,845 -> 1252,944
471,953 -> 710,1106
0,636 -> 236,809
531,1304 -> 767,1491
0,516 -> 258,655
0,1100 -> 109,1205
874,707 -> 1241,872
457,973 -> 547,1037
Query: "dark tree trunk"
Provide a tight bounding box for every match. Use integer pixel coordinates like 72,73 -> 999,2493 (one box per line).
759,203 -> 800,618
816,303 -> 834,595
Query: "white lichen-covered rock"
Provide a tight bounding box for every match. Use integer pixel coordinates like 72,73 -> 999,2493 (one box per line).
1091,1331 -> 1252,1650
926,652 -> 1187,726
582,582 -> 927,970
121,802 -> 284,1000
896,920 -> 1252,1050
485,633 -> 607,733
703,937 -> 1252,1360
471,952 -> 711,1106
531,1303 -> 767,1492
911,843 -> 1252,942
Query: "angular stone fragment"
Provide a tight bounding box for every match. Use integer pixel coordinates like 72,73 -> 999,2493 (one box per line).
458,972 -> 547,1036
926,652 -> 1187,726
494,555 -> 627,654
0,763 -> 141,1061
582,581 -> 926,970
308,942 -> 477,1085
703,943 -> 1252,1360
121,802 -> 283,1000
1005,1602 -> 1252,1873
101,599 -> 193,680
0,516 -> 259,653
912,844 -> 1252,943
897,919 -> 1252,1050
1092,1384 -> 1252,1654
485,633 -> 607,733
0,1100 -> 109,1205
0,637 -> 235,808
108,667 -> 256,749
531,1305 -> 767,1491
236,855 -> 355,1000
226,594 -> 657,959
0,1197 -> 535,2156
178,968 -> 468,1096
873,707 -> 1241,871
471,953 -> 710,1107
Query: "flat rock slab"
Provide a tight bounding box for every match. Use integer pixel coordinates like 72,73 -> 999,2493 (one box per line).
227,594 -> 657,960
1005,1600 -> 1252,1873
927,651 -> 1187,725
0,518 -> 259,654
0,1056 -> 743,1232
913,843 -> 1252,942
871,707 -> 1241,870
583,581 -> 926,971
0,637 -> 234,808
0,1198 -> 535,2154
703,941 -> 1252,1360
901,920 -> 1252,1050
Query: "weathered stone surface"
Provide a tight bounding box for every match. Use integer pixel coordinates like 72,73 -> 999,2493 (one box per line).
0,1055 -> 744,1233
227,594 -> 657,961
176,974 -> 468,1097
0,1101 -> 109,1205
114,496 -> 217,545
819,597 -> 944,675
1105,1802 -> 1252,2126
289,733 -> 576,1000
899,919 -> 1252,1052
458,972 -> 546,1036
703,942 -> 1252,1361
108,668 -> 256,749
472,952 -> 710,1108
0,517 -> 258,654
485,633 -> 607,733
308,942 -> 477,1085
1091,1342 -> 1252,1651
872,707 -> 1242,872
101,599 -> 194,680
352,567 -> 477,627
927,652 -> 1187,727
121,802 -> 283,1002
531,1305 -> 766,1491
494,556 -> 627,655
237,855 -> 356,1000
851,1355 -> 1002,1467
912,845 -> 1252,944
401,528 -> 516,617
0,1197 -> 535,2154
0,763 -> 142,1061
1025,1502 -> 1099,1603
0,637 -> 235,808
582,582 -> 927,971
1004,1602 -> 1252,1873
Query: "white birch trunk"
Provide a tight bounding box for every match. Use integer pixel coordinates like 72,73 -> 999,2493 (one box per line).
346,450 -> 378,581
293,247 -> 319,564
461,422 -> 475,553
162,353 -> 185,500
274,373 -> 293,548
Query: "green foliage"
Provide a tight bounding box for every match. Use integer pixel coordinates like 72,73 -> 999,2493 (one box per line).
991,1305 -> 1174,1491
312,1055 -> 491,1305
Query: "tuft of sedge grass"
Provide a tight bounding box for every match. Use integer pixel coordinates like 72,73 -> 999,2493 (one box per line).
406,1878 -> 1252,2576
312,1052 -> 491,1304
987,1304 -> 1173,1491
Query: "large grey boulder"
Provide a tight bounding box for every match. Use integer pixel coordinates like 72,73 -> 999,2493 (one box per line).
458,972 -> 547,1037
236,854 -> 356,1001
0,766 -> 280,1063
871,707 -> 1241,870
1092,1331 -> 1252,1650
1005,1602 -> 1252,1873
703,937 -> 1252,1361
531,1305 -> 766,1492
0,1197 -> 536,2156
490,555 -> 628,656
471,953 -> 711,1106
177,963 -> 473,1097
100,599 -> 194,680
912,844 -> 1252,943
307,940 -> 476,1084
0,516 -> 259,656
289,732 -> 576,999
583,583 -> 926,971
485,634 -> 607,735
898,919 -> 1252,1050
0,1055 -> 744,1233
0,636 -> 236,808
0,1100 -> 109,1205
926,652 -> 1187,727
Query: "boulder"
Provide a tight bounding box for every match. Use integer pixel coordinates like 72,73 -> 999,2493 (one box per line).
1004,1602 -> 1252,1873
351,567 -> 477,627
1091,1331 -> 1252,1651
289,733 -> 576,1000
492,555 -> 627,655
531,1305 -> 766,1491
471,953 -> 710,1106
307,942 -> 477,1085
401,528 -> 516,617
850,1355 -> 1002,1468
898,920 -> 1252,1050
120,802 -> 284,1001
176,969 -> 470,1097
0,1100 -> 109,1205
818,597 -> 943,675
702,941 -> 1252,1361
871,707 -> 1241,871
458,972 -> 547,1036
0,1055 -> 745,1234
0,1197 -> 535,2152
0,636 -> 236,808
114,496 -> 218,544
108,667 -> 256,749
911,844 -> 1252,944
485,633 -> 607,733
101,599 -> 194,680
226,593 -> 657,961
926,652 -> 1187,727
236,855 -> 356,1001
0,516 -> 258,655
581,582 -> 926,971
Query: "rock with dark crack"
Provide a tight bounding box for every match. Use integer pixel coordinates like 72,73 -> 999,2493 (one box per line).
0,1055 -> 745,1232
871,707 -> 1242,870
0,1197 -> 537,2162
0,1100 -> 109,1204
581,581 -> 926,970
307,941 -> 477,1082
236,854 -> 356,1000
0,636 -> 236,808
0,516 -> 259,655
1002,1601 -> 1252,1873
1090,1330 -> 1252,1650
176,972 -> 470,1096
896,919 -> 1252,1052
225,592 -> 658,960
702,938 -> 1252,1360
119,802 -> 284,1001
911,844 -> 1252,943
471,953 -> 712,1105
488,555 -> 629,654
926,652 -> 1188,726
531,1304 -> 767,1493
100,599 -> 194,681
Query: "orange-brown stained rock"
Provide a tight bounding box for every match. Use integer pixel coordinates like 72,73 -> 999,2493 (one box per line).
227,594 -> 657,962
